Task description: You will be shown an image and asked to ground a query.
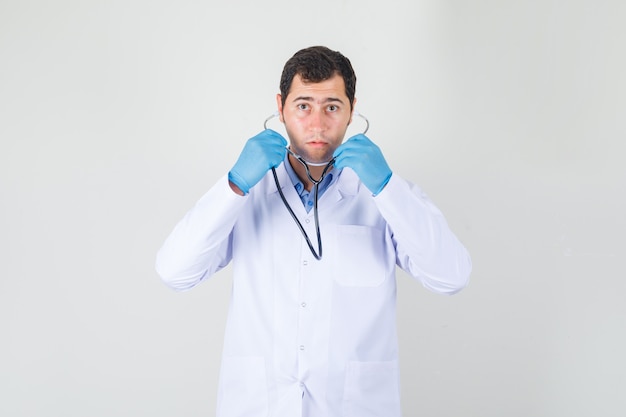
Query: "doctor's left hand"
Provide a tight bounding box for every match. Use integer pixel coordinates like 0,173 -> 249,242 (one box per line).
333,134 -> 392,195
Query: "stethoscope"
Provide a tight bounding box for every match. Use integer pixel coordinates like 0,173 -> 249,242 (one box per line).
264,111 -> 369,260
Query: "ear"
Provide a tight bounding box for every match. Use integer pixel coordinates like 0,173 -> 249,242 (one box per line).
276,94 -> 284,123
349,97 -> 357,125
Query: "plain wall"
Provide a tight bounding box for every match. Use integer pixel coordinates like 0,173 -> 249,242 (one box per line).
1,0 -> 624,416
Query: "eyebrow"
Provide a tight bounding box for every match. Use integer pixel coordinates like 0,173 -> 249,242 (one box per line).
291,96 -> 345,105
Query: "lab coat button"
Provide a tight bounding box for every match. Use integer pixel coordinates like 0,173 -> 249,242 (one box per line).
303,260 -> 308,266
299,345 -> 305,351
305,218 -> 310,224
301,302 -> 307,308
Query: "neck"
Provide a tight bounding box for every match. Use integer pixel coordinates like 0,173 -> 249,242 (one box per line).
288,154 -> 329,191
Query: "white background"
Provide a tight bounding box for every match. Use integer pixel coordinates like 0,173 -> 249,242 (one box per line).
1,1 -> 624,416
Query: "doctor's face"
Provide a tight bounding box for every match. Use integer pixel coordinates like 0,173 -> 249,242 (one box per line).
277,73 -> 354,164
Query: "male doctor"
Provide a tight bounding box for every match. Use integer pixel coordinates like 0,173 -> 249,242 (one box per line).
156,46 -> 471,417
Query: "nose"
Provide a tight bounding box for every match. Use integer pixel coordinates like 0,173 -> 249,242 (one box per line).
309,109 -> 325,133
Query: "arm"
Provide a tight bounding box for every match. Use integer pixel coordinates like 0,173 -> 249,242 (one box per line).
334,134 -> 471,294
156,129 -> 287,290
155,175 -> 248,291
374,174 -> 471,294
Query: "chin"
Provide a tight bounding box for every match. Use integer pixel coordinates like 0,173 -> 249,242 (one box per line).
300,151 -> 333,165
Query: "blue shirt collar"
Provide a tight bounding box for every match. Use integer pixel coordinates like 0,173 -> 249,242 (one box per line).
283,152 -> 340,212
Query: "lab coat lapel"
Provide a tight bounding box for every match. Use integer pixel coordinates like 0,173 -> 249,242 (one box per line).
318,168 -> 359,210
267,163 -> 309,218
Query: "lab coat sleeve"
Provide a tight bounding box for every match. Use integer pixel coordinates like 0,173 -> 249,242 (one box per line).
155,175 -> 249,291
374,174 -> 472,294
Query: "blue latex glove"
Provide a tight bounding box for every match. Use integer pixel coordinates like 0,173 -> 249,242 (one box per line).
228,129 -> 287,194
333,134 -> 392,195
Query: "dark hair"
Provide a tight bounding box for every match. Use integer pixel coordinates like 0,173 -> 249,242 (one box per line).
279,46 -> 356,110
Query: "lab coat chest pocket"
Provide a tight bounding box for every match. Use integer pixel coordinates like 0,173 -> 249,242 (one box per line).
217,356 -> 268,417
331,225 -> 388,287
342,360 -> 402,417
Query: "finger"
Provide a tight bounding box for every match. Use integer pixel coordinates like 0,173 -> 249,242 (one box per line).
263,129 -> 288,146
332,150 -> 361,169
269,148 -> 287,168
344,133 -> 370,144
332,140 -> 358,158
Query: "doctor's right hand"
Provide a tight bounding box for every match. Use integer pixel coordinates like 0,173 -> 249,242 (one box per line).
228,129 -> 287,195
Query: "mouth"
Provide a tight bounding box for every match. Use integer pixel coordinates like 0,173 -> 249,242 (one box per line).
306,137 -> 330,146
307,141 -> 328,147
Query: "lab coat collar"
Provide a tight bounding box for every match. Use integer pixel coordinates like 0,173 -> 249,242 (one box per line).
268,162 -> 360,206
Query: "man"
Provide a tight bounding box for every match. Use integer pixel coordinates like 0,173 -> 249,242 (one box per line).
156,46 -> 471,417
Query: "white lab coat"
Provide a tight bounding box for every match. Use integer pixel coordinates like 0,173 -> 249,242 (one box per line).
156,164 -> 471,417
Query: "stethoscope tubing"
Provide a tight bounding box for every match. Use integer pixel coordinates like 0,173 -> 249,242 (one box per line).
266,111 -> 369,260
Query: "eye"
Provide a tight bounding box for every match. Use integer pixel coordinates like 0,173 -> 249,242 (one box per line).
327,104 -> 338,112
297,103 -> 309,111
